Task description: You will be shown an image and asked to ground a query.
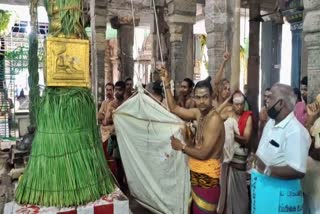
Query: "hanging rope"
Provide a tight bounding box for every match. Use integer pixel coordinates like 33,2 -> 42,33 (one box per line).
126,3 -> 186,212
151,0 -> 170,110
151,2 -> 180,209
129,0 -> 143,83
244,8 -> 247,43
151,0 -> 164,64
127,0 -> 170,111
224,0 -> 229,52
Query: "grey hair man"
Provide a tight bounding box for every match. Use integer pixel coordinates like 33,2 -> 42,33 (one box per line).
250,83 -> 311,214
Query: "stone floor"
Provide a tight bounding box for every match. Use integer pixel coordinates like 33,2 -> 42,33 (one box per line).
0,174 -> 14,214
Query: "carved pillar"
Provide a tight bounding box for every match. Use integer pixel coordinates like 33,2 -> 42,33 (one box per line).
230,0 -> 241,90
109,39 -> 119,83
166,0 -> 196,82
119,23 -> 134,80
290,22 -> 303,88
111,16 -> 138,80
105,40 -> 112,84
205,0 -> 240,82
303,0 -> 320,102
205,0 -> 227,78
152,5 -> 169,64
90,0 -> 108,107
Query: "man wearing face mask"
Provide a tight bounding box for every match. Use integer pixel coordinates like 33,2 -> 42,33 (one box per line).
250,83 -> 311,214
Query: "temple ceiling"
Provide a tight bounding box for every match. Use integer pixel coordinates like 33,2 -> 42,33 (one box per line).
0,0 -> 280,13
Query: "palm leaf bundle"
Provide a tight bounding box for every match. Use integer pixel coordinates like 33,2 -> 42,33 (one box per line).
15,87 -> 115,207
44,0 -> 87,39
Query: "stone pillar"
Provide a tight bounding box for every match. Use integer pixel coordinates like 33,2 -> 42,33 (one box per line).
90,0 -> 108,107
247,0 -> 261,152
230,0 -> 241,90
247,0 -> 261,117
118,23 -> 134,80
168,23 -> 194,81
290,22 -> 303,88
261,20 -> 282,91
152,5 -> 169,64
166,0 -> 196,82
109,39 -> 119,83
303,0 -> 320,102
205,0 -> 240,82
151,4 -> 169,83
205,0 -> 227,77
104,40 -> 113,84
111,16 -> 137,80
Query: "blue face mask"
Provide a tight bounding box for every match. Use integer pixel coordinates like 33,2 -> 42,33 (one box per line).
267,99 -> 282,119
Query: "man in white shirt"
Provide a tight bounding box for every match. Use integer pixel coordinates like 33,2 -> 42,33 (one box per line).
251,83 -> 311,214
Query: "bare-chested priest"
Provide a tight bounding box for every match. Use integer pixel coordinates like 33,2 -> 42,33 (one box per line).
160,68 -> 225,214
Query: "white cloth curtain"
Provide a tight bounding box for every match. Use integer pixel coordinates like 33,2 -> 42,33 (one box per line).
114,88 -> 190,214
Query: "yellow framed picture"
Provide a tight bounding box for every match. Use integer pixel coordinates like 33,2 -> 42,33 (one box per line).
45,37 -> 90,87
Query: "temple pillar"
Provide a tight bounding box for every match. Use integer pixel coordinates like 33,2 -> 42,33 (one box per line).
280,0 -> 303,88
303,0 -> 320,101
261,20 -> 282,91
166,0 -> 196,82
111,16 -> 138,80
90,0 -> 108,107
290,22 -> 303,88
205,0 -> 227,77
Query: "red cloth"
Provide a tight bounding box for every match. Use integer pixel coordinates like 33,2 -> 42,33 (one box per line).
93,203 -> 114,214
192,185 -> 220,214
238,111 -> 252,136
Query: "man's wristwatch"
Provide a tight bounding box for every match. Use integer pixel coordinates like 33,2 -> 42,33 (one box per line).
164,83 -> 171,89
264,166 -> 271,176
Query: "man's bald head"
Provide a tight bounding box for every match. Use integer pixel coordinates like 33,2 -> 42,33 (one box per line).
271,83 -> 296,111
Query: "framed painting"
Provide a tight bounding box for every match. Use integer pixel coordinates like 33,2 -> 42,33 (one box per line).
45,37 -> 90,87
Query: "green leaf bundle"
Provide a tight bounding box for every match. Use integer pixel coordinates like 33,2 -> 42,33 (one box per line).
15,87 -> 115,207
44,0 -> 87,39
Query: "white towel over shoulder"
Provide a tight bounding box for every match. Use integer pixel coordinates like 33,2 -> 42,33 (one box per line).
223,117 -> 240,163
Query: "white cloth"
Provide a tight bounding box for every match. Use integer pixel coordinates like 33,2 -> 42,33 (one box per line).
113,87 -> 190,214
4,188 -> 129,214
223,118 -> 239,163
256,112 -> 311,173
311,117 -> 320,149
302,157 -> 320,214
